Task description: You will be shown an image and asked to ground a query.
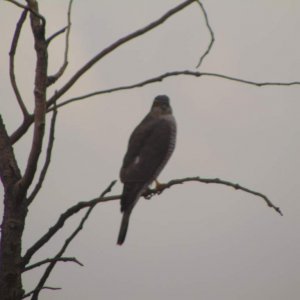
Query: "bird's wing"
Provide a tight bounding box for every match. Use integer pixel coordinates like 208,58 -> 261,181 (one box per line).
120,117 -> 173,183
120,118 -> 173,212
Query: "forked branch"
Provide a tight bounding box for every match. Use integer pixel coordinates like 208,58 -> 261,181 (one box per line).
23,257 -> 83,272
18,0 -> 48,195
46,0 -> 198,108
52,70 -> 300,110
29,180 -> 116,300
196,1 -> 215,68
47,0 -> 74,86
5,0 -> 46,26
22,175 -> 281,269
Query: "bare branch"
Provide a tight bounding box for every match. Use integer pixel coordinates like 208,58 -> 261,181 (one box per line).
17,0 -> 48,195
22,287 -> 61,299
200,72 -> 300,87
5,0 -> 46,26
23,257 -> 83,272
46,0 -> 198,107
196,1 -> 215,68
7,0 -> 298,141
10,115 -> 34,144
22,173 -> 281,269
144,176 -> 282,216
51,70 -> 300,110
12,68 -> 300,142
47,0 -> 74,86
30,180 -> 116,300
22,180 -> 117,267
9,9 -> 29,118
27,103 -> 58,205
46,26 -> 67,45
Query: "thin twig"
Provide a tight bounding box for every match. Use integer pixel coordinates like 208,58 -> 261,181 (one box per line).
30,180 -> 116,300
144,176 -> 282,216
11,68 -> 300,142
9,9 -> 29,117
5,0 -> 46,26
23,257 -> 83,272
196,1 -> 215,68
50,70 -> 300,110
46,0 -> 198,108
27,102 -> 58,205
47,0 -> 74,86
201,72 -> 300,86
46,26 -> 68,45
22,287 -> 61,299
22,181 -> 117,267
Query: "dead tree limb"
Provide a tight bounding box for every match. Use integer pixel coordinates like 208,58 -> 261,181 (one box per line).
52,70 -> 300,110
30,180 -> 116,300
9,9 -> 29,118
196,0 -> 215,68
47,0 -> 74,86
46,0 -> 198,107
23,257 -> 83,272
27,102 -> 58,205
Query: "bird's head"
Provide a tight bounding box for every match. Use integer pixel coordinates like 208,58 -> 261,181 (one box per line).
151,95 -> 172,115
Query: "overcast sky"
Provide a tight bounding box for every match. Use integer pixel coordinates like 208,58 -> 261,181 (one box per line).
1,1 -> 300,299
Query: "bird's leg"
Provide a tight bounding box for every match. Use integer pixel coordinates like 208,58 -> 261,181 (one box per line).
143,179 -> 167,200
154,179 -> 167,194
154,179 -> 162,190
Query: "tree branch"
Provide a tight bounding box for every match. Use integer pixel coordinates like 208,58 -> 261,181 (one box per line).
9,0 -> 197,143
21,181 -> 118,267
30,180 -> 116,300
46,0 -> 198,108
144,176 -> 282,216
11,69 -> 300,142
8,0 -> 299,141
47,0 -> 74,86
17,0 -> 48,196
22,173 -> 281,269
27,103 -> 58,205
5,0 -> 46,26
10,115 -> 34,145
23,257 -> 83,272
196,1 -> 215,68
22,287 -> 61,299
51,70 -> 300,110
46,26 -> 67,45
9,9 -> 29,118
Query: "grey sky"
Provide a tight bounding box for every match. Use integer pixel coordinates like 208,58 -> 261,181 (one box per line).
1,1 -> 300,299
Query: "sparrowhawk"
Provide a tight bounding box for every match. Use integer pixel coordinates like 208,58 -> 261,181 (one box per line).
117,95 -> 177,245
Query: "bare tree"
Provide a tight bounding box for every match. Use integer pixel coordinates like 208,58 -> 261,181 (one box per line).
0,0 -> 292,299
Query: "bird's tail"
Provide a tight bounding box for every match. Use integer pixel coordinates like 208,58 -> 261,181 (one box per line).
117,211 -> 131,245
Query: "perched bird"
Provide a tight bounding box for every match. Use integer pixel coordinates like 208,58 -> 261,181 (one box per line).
117,95 -> 177,245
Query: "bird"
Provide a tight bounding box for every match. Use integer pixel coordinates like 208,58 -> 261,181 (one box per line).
117,95 -> 177,245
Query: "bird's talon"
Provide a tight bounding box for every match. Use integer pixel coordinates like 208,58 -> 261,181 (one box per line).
143,188 -> 153,199
154,180 -> 166,193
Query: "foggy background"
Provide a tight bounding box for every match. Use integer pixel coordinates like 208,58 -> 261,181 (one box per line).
1,1 -> 300,299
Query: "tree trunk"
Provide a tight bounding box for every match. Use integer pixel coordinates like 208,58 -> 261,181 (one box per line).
0,115 -> 25,300
0,195 -> 27,300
